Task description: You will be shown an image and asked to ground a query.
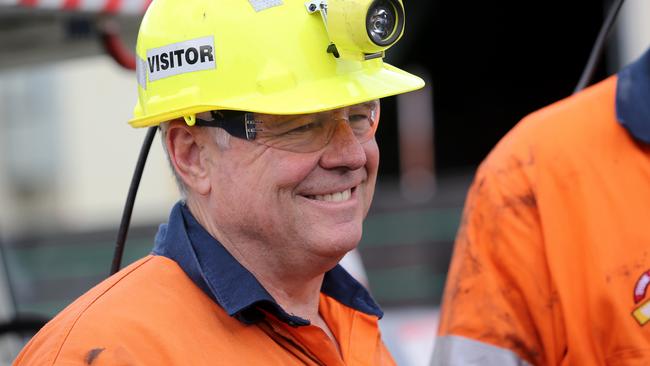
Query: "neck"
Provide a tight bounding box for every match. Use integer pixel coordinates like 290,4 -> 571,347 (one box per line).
186,198 -> 330,322
254,269 -> 324,320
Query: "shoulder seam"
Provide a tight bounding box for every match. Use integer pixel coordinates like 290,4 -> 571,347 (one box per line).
49,256 -> 155,365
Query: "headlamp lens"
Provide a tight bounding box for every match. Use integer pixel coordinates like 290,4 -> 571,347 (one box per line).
368,2 -> 395,41
366,0 -> 404,47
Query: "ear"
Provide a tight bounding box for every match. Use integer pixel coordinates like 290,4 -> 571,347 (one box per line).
375,101 -> 381,122
165,122 -> 212,196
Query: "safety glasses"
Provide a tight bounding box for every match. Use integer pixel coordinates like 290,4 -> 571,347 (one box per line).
195,100 -> 379,153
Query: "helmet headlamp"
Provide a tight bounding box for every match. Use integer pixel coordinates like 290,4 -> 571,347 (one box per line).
306,0 -> 405,60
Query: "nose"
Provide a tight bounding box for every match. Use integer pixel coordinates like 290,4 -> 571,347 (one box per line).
319,120 -> 367,170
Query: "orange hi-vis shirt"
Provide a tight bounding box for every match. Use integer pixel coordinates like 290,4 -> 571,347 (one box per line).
433,49 -> 650,365
15,203 -> 395,365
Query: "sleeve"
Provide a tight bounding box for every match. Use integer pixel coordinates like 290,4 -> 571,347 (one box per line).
431,146 -> 565,366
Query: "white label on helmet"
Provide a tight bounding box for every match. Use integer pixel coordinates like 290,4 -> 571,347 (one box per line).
146,36 -> 216,82
136,56 -> 147,90
248,0 -> 283,12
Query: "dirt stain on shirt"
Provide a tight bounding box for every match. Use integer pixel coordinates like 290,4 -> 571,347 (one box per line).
84,348 -> 105,365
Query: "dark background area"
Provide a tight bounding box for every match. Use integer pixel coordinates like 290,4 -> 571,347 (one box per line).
380,0 -> 608,176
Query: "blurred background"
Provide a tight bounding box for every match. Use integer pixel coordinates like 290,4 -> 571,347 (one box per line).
0,0 -> 649,364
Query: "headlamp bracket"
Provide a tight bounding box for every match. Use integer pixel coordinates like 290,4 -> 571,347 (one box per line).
305,0 -> 390,61
305,0 -> 327,18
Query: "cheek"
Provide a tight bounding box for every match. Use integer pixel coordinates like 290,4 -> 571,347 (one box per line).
364,140 -> 380,178
361,141 -> 379,210
268,154 -> 321,189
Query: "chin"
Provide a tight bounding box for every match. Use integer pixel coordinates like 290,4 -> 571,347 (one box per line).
311,232 -> 361,260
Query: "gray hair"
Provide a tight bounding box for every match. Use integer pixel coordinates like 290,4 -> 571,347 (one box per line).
159,120 -> 231,198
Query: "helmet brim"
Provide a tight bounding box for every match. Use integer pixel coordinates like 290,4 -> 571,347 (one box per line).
129,62 -> 424,128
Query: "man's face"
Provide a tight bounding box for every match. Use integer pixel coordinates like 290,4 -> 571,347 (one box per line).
202,102 -> 380,264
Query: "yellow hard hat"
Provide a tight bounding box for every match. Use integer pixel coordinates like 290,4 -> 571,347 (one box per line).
130,0 -> 425,128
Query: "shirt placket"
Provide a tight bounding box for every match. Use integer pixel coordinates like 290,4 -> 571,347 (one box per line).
262,315 -> 346,366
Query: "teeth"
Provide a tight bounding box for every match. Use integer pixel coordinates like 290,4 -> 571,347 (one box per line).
312,189 -> 351,202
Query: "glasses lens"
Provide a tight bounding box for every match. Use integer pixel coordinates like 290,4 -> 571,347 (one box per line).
254,101 -> 379,153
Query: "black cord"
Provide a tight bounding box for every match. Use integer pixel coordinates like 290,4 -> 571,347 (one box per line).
574,0 -> 625,93
0,242 -> 19,318
110,127 -> 157,275
0,315 -> 48,336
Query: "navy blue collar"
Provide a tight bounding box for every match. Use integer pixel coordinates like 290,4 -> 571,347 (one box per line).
153,201 -> 383,325
616,47 -> 650,144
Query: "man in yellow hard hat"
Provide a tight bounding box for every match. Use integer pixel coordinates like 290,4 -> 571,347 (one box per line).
14,0 -> 423,364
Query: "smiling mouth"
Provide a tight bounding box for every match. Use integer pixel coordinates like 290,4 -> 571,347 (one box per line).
307,188 -> 353,202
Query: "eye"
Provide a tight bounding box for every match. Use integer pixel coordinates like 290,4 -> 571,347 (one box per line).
348,104 -> 377,127
349,114 -> 371,123
348,114 -> 374,131
287,120 -> 324,134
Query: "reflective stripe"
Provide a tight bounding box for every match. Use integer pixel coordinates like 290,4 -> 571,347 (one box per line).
120,0 -> 142,14
431,335 -> 532,366
38,0 -> 65,9
78,0 -> 106,12
5,0 -> 148,14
